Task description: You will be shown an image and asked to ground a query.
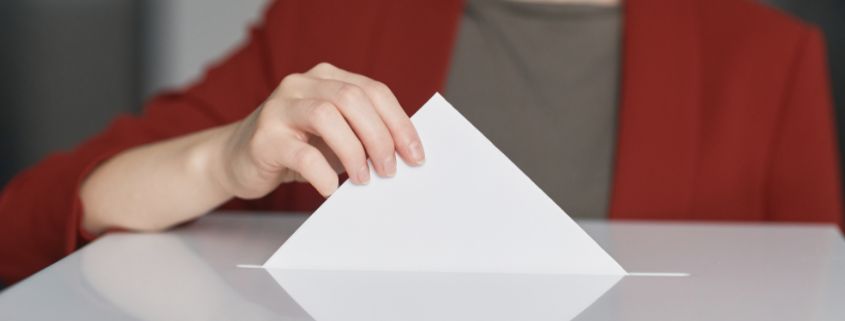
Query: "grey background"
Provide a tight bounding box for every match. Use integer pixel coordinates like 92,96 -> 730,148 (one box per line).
0,0 -> 842,202
0,0 -> 268,186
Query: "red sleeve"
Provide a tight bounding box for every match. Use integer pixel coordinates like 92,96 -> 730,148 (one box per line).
767,27 -> 844,228
0,3 -> 280,284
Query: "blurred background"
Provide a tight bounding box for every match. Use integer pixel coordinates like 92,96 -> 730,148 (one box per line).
0,0 -> 269,185
0,0 -> 843,190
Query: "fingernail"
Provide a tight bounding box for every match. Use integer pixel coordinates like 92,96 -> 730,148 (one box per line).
383,156 -> 396,177
357,164 -> 370,184
408,141 -> 425,165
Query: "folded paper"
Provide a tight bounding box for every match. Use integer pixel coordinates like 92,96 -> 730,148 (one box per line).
264,93 -> 626,275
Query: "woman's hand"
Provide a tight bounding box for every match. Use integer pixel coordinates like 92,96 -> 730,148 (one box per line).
81,63 -> 424,233
212,63 -> 425,199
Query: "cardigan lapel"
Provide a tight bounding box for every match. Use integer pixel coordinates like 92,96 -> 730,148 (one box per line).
609,0 -> 702,219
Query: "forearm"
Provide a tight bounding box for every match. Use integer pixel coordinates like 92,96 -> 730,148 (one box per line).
80,123 -> 235,234
79,63 -> 425,235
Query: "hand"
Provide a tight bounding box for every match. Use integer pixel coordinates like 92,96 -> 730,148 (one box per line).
213,63 -> 425,199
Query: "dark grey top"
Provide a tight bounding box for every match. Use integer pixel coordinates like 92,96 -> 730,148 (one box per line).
443,0 -> 622,218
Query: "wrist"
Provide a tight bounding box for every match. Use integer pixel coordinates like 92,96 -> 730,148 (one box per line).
185,123 -> 239,201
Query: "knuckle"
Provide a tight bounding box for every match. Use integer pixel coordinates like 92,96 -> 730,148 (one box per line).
334,83 -> 365,105
358,127 -> 395,157
365,80 -> 391,96
307,101 -> 340,125
278,73 -> 303,90
310,62 -> 335,74
291,146 -> 319,169
371,136 -> 396,157
394,134 -> 415,147
316,62 -> 335,70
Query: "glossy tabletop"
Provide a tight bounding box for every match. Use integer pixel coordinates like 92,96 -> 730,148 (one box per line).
1,212 -> 844,320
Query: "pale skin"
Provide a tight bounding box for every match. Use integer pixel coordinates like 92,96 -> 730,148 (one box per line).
80,0 -> 618,235
81,63 -> 425,233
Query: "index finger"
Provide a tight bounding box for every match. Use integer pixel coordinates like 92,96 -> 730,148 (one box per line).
309,63 -> 425,166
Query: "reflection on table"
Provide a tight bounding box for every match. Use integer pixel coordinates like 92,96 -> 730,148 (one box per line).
0,212 -> 843,321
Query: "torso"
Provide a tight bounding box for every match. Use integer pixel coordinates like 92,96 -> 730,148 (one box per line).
444,0 -> 623,218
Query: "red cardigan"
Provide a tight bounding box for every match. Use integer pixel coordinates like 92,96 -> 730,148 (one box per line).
0,0 -> 841,284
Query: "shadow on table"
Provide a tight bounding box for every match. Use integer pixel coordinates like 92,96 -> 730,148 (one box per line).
76,232 -> 623,321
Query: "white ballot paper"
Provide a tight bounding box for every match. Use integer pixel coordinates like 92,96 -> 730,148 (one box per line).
264,93 -> 626,275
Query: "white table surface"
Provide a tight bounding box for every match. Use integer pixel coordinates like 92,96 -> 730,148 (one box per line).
1,212 -> 843,321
